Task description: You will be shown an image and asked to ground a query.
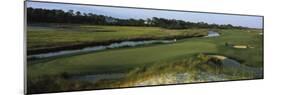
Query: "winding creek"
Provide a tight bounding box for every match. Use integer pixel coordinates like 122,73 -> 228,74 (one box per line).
28,40 -> 175,59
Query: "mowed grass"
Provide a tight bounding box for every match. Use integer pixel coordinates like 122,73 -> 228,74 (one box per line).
27,25 -> 207,50
27,27 -> 263,79
28,40 -> 218,78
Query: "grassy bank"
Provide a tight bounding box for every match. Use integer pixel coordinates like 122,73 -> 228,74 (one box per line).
107,53 -> 261,88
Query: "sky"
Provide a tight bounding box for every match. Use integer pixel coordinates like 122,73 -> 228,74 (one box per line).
26,1 -> 263,29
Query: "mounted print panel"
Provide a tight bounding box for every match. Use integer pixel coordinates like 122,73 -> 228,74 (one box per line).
25,1 -> 263,94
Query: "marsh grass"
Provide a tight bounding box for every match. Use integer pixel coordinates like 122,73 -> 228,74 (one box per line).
27,52 -> 261,93
106,53 -> 259,87
27,24 -> 208,54
27,72 -> 95,94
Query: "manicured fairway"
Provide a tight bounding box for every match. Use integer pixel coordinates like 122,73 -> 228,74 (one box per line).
28,39 -> 217,77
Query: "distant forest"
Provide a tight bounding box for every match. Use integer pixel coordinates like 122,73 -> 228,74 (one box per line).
27,7 -> 247,29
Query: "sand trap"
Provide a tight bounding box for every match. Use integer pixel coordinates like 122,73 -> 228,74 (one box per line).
210,55 -> 227,60
233,45 -> 248,49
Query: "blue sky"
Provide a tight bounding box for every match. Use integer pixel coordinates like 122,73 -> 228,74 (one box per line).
27,1 -> 263,28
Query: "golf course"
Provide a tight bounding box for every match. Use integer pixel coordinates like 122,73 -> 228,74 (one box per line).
26,2 -> 263,94
27,24 -> 263,93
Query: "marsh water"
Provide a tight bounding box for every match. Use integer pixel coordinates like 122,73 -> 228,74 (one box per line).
209,55 -> 263,74
206,31 -> 220,37
28,40 -> 175,59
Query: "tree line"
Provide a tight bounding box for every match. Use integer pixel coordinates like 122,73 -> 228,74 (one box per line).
27,7 -> 247,29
